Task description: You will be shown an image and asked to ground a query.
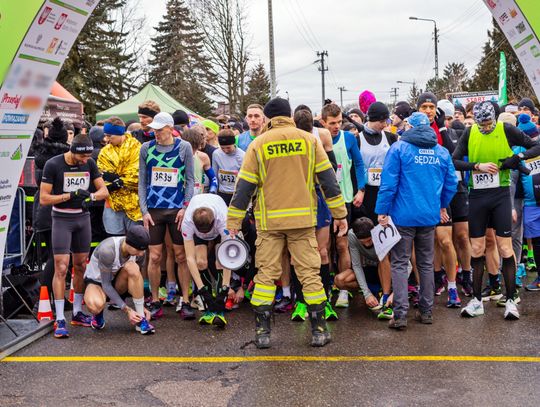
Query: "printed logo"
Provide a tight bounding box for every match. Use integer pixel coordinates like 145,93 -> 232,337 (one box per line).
55,13 -> 68,30
11,144 -> 23,160
0,179 -> 12,190
46,38 -> 59,54
38,7 -> 52,24
516,22 -> 526,34
0,93 -> 22,109
2,113 -> 29,124
498,12 -> 510,25
509,8 -> 518,18
21,96 -> 42,111
486,0 -> 497,9
0,194 -> 13,202
418,149 -> 434,155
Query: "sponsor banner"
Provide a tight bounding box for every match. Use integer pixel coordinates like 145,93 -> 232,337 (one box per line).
484,0 -> 540,100
40,96 -> 84,128
448,91 -> 499,108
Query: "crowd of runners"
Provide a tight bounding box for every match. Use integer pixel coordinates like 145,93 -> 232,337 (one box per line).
31,90 -> 540,345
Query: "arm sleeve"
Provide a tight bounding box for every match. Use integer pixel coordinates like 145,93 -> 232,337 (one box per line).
505,123 -> 540,159
228,145 -> 259,230
98,250 -> 126,309
138,144 -> 149,215
510,169 -> 519,209
440,130 -> 455,154
441,152 -> 458,208
375,145 -> 400,215
89,159 -> 101,180
181,141 -> 194,207
347,133 -> 366,189
326,149 -> 337,170
204,167 -> 218,192
452,128 -> 476,170
314,139 -> 347,219
347,232 -> 373,300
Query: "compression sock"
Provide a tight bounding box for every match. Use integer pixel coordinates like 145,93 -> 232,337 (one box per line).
282,285 -> 291,299
471,256 -> 486,301
488,273 -> 500,289
501,256 -> 517,300
434,270 -> 444,284
447,281 -> 457,290
73,293 -> 84,315
133,298 -> 145,317
320,263 -> 332,296
55,299 -> 65,321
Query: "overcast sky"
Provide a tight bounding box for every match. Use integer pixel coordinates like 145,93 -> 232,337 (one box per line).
143,0 -> 493,110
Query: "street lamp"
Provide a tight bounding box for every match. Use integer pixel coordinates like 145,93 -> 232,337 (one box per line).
409,16 -> 439,79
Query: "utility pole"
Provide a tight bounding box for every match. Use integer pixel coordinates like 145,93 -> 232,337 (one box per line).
317,51 -> 328,107
338,86 -> 347,109
390,87 -> 399,106
267,0 -> 277,97
433,22 -> 439,79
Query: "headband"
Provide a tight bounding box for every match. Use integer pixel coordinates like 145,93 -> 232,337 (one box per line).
218,135 -> 236,146
70,143 -> 93,154
103,122 -> 126,136
138,107 -> 158,118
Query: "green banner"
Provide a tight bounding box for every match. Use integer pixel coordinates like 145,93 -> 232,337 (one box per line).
498,52 -> 508,106
0,0 -> 45,85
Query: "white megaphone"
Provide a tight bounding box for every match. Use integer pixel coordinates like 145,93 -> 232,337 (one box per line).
216,237 -> 250,270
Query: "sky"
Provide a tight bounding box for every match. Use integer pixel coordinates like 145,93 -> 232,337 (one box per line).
143,0 -> 494,110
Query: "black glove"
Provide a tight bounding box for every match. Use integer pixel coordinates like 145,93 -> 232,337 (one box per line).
435,107 -> 446,129
106,177 -> 124,193
81,198 -> 93,211
102,172 -> 119,183
499,155 -> 522,170
214,286 -> 230,313
70,188 -> 91,200
197,286 -> 215,312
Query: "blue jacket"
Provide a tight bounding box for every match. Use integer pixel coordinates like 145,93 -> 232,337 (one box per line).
375,125 -> 458,227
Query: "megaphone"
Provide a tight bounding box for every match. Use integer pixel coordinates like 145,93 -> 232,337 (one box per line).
216,237 -> 250,270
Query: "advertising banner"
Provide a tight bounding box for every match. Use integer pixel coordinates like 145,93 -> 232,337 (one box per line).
448,91 -> 499,108
0,0 -> 100,282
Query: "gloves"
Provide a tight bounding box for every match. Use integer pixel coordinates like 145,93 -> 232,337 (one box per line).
81,198 -> 93,211
500,155 -> 522,170
102,172 -> 119,182
197,286 -> 216,312
70,189 -> 91,200
106,177 -> 124,193
435,107 -> 446,129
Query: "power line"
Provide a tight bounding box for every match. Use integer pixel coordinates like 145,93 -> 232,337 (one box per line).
291,0 -> 323,50
283,3 -> 317,51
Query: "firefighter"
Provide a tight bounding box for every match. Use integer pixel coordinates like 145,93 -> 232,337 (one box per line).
226,97 -> 348,348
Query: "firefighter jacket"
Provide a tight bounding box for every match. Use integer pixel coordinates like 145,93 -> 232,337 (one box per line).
97,133 -> 142,221
227,116 -> 347,231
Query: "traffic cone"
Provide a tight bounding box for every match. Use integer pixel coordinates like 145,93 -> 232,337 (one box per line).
68,268 -> 74,304
37,286 -> 54,321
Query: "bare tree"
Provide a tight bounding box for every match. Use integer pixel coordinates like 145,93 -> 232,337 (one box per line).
190,0 -> 251,114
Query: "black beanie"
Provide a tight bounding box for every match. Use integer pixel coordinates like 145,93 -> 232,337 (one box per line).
518,98 -> 538,114
70,134 -> 94,154
263,97 -> 291,119
416,92 -> 438,108
126,225 -> 150,251
367,102 -> 390,122
48,117 -> 68,143
172,110 -> 190,126
394,101 -> 413,120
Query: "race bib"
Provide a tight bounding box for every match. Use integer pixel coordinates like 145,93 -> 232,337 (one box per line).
336,164 -> 343,182
193,182 -> 203,195
525,156 -> 540,176
151,167 -> 178,188
63,172 -> 90,192
472,171 -> 500,189
218,170 -> 238,190
367,168 -> 382,186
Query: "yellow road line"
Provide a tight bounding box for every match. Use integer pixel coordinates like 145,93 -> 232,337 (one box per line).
3,355 -> 540,363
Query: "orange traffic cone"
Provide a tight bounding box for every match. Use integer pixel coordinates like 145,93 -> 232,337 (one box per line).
37,286 -> 54,321
68,268 -> 74,304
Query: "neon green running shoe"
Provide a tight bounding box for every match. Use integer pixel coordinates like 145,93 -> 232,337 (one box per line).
377,305 -> 394,320
158,286 -> 167,302
291,302 -> 308,321
212,312 -> 227,328
199,311 -> 215,325
324,302 -> 338,321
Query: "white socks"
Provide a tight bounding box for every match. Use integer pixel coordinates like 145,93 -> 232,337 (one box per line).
55,299 -> 65,321
133,298 -> 145,317
73,293 -> 84,315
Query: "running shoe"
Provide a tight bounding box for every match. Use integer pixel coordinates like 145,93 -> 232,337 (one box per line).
225,298 -> 235,311
377,305 -> 394,320
54,319 -> 69,338
461,297 -> 484,317
481,286 -> 503,302
191,295 -> 205,311
504,299 -> 520,320
335,290 -> 349,308
324,302 -> 338,321
107,302 -> 121,310
158,287 -> 167,302
199,311 -> 215,325
526,256 -> 537,272
177,302 -> 196,320
461,279 -> 473,297
212,312 -> 227,327
291,302 -> 308,321
525,275 -> 540,291
414,310 -> 433,324
163,289 -> 177,306
274,296 -> 293,313
71,311 -> 92,327
148,301 -> 164,320
91,311 -> 105,330
496,292 -> 521,307
435,275 -> 447,296
446,288 -> 462,308
136,317 -> 155,335
516,264 -> 526,288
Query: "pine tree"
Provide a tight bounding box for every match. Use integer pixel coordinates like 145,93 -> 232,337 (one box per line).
148,0 -> 214,116
243,62 -> 271,111
57,0 -> 135,122
407,82 -> 421,107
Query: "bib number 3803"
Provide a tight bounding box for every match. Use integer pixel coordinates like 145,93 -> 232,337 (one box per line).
472,171 -> 500,189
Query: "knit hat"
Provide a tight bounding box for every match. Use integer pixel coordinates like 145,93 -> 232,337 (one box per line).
89,125 -> 105,146
498,112 -> 517,126
201,119 -> 219,134
126,225 -> 150,251
367,102 -> 390,122
517,113 -> 539,136
416,92 -> 438,109
394,101 -> 413,120
473,101 -> 496,124
408,112 -> 430,128
359,90 -> 376,114
70,134 -> 93,154
518,98 -> 538,115
48,117 -> 68,143
172,110 -> 190,126
263,97 -> 291,119
455,105 -> 466,116
437,100 -> 455,118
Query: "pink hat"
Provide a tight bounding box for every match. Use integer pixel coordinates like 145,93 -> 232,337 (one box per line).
359,90 -> 376,114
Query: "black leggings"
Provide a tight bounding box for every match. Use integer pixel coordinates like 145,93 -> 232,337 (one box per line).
532,237 -> 540,275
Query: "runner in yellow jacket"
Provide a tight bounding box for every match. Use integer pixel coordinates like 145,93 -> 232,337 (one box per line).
227,98 -> 348,348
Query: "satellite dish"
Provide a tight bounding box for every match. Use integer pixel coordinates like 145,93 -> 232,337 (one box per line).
216,237 -> 250,270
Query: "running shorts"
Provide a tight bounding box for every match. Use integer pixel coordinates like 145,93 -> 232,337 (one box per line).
148,208 -> 184,245
449,191 -> 469,223
316,187 -> 332,230
468,187 -> 512,238
51,211 -> 91,255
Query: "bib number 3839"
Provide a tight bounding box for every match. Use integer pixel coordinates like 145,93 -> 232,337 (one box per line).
472,171 -> 500,189
367,168 -> 382,186
152,167 -> 178,188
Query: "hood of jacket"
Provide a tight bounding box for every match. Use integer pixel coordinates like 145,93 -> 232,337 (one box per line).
34,140 -> 69,169
400,125 -> 437,148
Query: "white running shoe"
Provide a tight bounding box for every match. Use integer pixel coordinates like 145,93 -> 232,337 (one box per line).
335,290 -> 350,308
191,295 -> 205,311
460,297 -> 484,317
504,299 -> 520,320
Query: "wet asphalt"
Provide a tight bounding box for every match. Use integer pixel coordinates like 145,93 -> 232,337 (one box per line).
1,286 -> 539,406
